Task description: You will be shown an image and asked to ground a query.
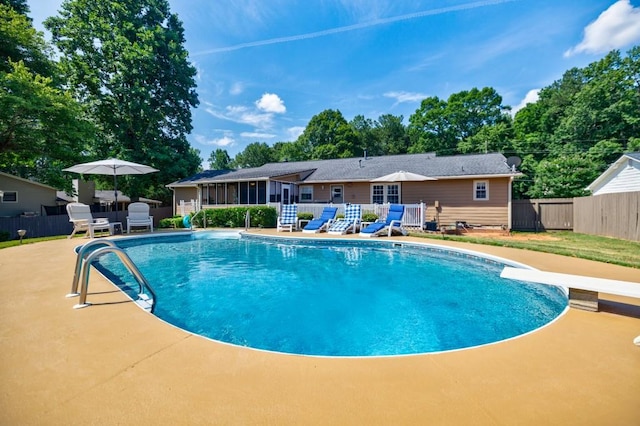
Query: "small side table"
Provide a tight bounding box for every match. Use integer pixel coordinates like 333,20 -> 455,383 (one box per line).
109,222 -> 123,235
297,219 -> 311,230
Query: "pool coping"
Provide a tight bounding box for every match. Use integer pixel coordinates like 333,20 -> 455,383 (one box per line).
1,229 -> 639,425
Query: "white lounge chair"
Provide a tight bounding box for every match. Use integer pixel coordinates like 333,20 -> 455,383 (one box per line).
277,204 -> 298,232
328,204 -> 362,235
66,202 -> 111,239
359,204 -> 407,237
126,202 -> 154,234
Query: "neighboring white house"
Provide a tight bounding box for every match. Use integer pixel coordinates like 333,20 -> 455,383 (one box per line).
586,152 -> 640,195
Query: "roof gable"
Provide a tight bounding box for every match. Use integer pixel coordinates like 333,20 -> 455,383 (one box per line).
586,152 -> 640,195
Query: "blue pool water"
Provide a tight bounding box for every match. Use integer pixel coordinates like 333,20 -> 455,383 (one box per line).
96,232 -> 567,357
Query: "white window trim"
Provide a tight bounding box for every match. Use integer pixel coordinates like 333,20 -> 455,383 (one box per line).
370,183 -> 401,204
473,180 -> 489,201
300,185 -> 314,202
1,190 -> 17,203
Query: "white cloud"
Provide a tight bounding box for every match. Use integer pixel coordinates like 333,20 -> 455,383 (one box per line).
287,126 -> 305,140
205,106 -> 274,128
511,89 -> 540,115
241,131 -> 276,139
194,134 -> 235,147
384,91 -> 428,103
229,82 -> 244,95
564,0 -> 640,57
255,93 -> 286,113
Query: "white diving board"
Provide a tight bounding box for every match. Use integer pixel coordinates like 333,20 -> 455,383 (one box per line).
500,266 -> 640,311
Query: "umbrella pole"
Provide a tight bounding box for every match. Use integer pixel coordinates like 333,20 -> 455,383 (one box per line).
113,172 -> 118,221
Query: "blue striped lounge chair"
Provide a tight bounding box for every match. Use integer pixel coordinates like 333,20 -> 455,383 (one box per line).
302,206 -> 338,233
359,204 -> 408,237
328,204 -> 362,235
277,204 -> 298,232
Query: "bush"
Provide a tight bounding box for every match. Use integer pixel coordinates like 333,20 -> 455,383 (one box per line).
362,213 -> 378,222
0,230 -> 9,242
297,212 -> 314,220
192,206 -> 278,228
158,216 -> 186,229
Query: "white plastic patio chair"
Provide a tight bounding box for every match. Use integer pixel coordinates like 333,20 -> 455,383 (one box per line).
126,202 -> 154,234
66,203 -> 111,239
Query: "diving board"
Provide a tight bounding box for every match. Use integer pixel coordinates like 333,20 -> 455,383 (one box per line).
500,267 -> 640,311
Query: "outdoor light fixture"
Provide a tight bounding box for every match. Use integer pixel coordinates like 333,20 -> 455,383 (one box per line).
0,190 -> 4,201
17,229 -> 26,244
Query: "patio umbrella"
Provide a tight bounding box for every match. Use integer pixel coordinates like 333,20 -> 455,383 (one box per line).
371,170 -> 437,182
63,158 -> 159,220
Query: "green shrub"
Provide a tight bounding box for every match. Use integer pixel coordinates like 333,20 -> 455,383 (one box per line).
297,212 -> 314,220
158,216 -> 186,229
0,230 -> 9,242
362,213 -> 378,222
193,206 -> 278,228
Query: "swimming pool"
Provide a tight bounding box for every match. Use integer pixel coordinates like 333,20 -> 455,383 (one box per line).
95,231 -> 568,357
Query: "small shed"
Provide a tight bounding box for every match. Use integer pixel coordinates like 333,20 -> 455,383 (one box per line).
586,152 -> 640,195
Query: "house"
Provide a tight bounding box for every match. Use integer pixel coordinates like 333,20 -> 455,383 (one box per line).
167,152 -> 520,228
586,152 -> 640,195
0,171 -> 59,217
56,180 -> 162,213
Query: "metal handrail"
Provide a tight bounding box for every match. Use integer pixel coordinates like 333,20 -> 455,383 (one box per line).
68,239 -> 118,297
74,246 -> 157,313
190,208 -> 206,229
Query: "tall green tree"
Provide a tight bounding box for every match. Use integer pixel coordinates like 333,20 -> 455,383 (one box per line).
0,0 -> 30,17
45,0 -> 201,202
407,96 -> 456,154
375,114 -> 409,155
233,142 -> 274,168
297,109 -> 359,159
0,5 -> 94,190
208,148 -> 232,170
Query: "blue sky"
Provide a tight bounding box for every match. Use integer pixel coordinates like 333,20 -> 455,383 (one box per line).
29,0 -> 640,168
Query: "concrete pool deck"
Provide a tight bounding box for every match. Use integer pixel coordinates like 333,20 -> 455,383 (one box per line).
1,229 -> 639,425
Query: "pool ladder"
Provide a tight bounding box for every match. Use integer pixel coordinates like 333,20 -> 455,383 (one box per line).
67,239 -> 157,313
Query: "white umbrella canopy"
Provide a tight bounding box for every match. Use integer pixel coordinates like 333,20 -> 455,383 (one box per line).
371,170 -> 437,182
63,158 -> 159,219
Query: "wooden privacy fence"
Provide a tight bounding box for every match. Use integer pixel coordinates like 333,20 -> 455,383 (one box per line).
0,206 -> 173,240
511,198 -> 573,231
573,192 -> 640,242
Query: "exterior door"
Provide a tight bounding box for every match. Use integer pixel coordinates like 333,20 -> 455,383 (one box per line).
331,185 -> 343,204
283,187 -> 290,204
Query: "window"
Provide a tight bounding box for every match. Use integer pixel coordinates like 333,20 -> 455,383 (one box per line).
372,184 -> 384,204
371,184 -> 400,204
1,191 -> 17,203
300,186 -> 313,202
474,180 -> 489,200
386,184 -> 399,204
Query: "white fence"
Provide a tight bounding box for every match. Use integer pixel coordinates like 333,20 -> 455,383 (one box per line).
182,201 -> 427,230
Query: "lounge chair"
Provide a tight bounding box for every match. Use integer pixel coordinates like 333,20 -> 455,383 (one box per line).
66,202 -> 111,239
302,206 -> 338,233
126,202 -> 154,234
277,204 -> 298,232
359,204 -> 408,237
328,204 -> 362,235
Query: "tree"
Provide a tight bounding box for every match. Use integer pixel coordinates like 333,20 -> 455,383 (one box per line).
297,109 -> 359,159
208,148 -> 232,170
0,5 -> 94,190
375,114 -> 409,155
408,96 -> 456,154
528,154 -> 599,198
0,4 -> 53,76
45,0 -> 201,202
233,142 -> 274,168
272,140 -> 311,162
0,0 -> 30,17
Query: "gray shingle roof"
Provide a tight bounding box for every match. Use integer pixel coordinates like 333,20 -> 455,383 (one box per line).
168,152 -> 516,186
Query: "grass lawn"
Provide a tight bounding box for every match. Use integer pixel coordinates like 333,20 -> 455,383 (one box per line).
410,230 -> 640,269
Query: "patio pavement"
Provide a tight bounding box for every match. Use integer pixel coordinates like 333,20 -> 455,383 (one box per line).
1,229 -> 639,425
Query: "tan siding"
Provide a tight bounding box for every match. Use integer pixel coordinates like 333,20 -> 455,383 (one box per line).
424,178 -> 510,226
300,178 -> 510,227
173,187 -> 198,213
